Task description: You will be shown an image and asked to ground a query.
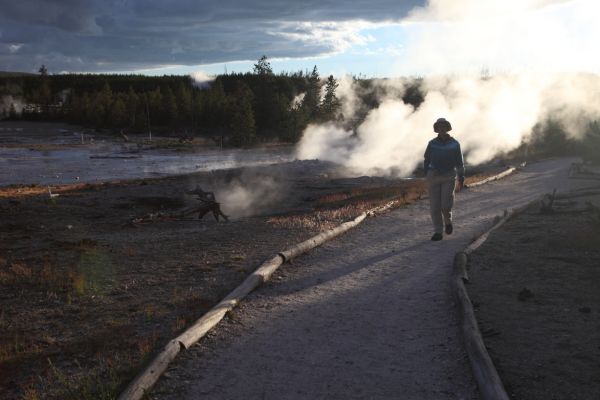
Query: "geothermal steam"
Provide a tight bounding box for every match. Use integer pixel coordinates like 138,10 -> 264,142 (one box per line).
296,0 -> 600,176
190,71 -> 215,89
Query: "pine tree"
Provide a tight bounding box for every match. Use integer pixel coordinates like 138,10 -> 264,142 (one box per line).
193,91 -> 205,132
302,65 -> 322,120
253,55 -> 273,75
175,82 -> 192,129
229,83 -> 256,146
320,75 -> 340,121
147,87 -> 163,127
252,56 -> 279,134
163,87 -> 178,127
206,80 -> 227,128
125,87 -> 140,130
109,96 -> 127,128
96,83 -> 113,127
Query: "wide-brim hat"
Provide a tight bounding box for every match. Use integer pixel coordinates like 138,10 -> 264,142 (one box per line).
433,118 -> 452,133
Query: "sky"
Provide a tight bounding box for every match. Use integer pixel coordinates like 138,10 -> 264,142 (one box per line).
0,0 -> 598,77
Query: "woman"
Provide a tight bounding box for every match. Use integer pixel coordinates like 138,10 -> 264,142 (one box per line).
423,118 -> 465,241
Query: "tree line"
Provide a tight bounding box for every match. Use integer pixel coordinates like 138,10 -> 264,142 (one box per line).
2,59 -> 599,162
0,57 -> 346,146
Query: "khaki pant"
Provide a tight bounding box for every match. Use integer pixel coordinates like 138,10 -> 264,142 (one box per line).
426,170 -> 456,234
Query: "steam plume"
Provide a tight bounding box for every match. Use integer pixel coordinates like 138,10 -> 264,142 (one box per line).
296,0 -> 600,176
190,71 -> 215,89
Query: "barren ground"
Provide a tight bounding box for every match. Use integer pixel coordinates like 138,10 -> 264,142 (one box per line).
468,171 -> 600,399
0,123 -> 504,399
150,158 -> 579,400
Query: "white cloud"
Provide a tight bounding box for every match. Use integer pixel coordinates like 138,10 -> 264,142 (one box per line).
8,43 -> 23,53
0,0 -> 421,72
398,0 -> 600,75
269,20 -> 378,54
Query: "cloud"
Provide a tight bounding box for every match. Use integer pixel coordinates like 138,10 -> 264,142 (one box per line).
270,20 -> 377,54
0,0 -> 421,72
1,0 -> 101,34
398,0 -> 599,75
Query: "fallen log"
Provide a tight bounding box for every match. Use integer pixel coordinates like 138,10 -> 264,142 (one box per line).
117,340 -> 181,400
466,167 -> 516,189
279,213 -> 367,262
454,252 -> 469,283
117,254 -> 284,400
456,194 -> 554,400
117,165 -> 528,400
176,254 -> 283,349
454,253 -> 509,400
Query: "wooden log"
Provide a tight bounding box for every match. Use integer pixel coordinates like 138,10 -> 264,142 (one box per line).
279,213 -> 367,262
466,167 -> 516,189
176,255 -> 283,349
454,254 -> 509,400
117,340 -> 181,400
454,252 -> 469,283
116,165 -> 529,400
367,200 -> 399,216
465,197 -> 541,255
455,194 -> 553,400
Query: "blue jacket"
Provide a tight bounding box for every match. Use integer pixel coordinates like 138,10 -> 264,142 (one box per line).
424,135 -> 465,182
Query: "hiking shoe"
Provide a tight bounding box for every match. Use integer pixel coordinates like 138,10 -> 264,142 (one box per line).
445,223 -> 453,235
431,233 -> 443,241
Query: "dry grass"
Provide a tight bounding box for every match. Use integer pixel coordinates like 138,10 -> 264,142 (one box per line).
267,171 -> 504,231
0,176 -> 163,199
0,183 -> 90,199
269,182 -> 426,230
0,167 -> 505,398
137,331 -> 159,359
1,250 -> 95,294
0,332 -> 43,362
45,355 -> 134,400
0,257 -> 85,296
172,317 -> 187,333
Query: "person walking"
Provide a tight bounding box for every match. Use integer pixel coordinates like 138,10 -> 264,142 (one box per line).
423,118 -> 465,241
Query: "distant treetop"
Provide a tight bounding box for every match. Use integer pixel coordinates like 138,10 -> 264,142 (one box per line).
253,56 -> 273,76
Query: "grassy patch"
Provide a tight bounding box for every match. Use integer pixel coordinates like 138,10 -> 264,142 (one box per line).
269,181 -> 426,230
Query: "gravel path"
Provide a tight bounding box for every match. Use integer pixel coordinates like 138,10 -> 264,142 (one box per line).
151,158 -> 575,400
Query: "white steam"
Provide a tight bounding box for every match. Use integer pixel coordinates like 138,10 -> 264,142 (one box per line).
214,174 -> 284,218
190,71 -> 215,89
0,95 -> 24,117
290,93 -> 306,109
296,0 -> 600,176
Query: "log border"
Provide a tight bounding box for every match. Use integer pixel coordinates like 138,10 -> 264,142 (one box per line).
466,167 -> 516,188
453,195 -> 542,400
118,166 -> 517,400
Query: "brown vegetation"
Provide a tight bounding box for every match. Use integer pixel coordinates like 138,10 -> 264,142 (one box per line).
0,165 -> 502,399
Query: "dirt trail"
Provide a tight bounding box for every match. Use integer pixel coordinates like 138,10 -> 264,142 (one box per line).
151,158 -> 577,400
